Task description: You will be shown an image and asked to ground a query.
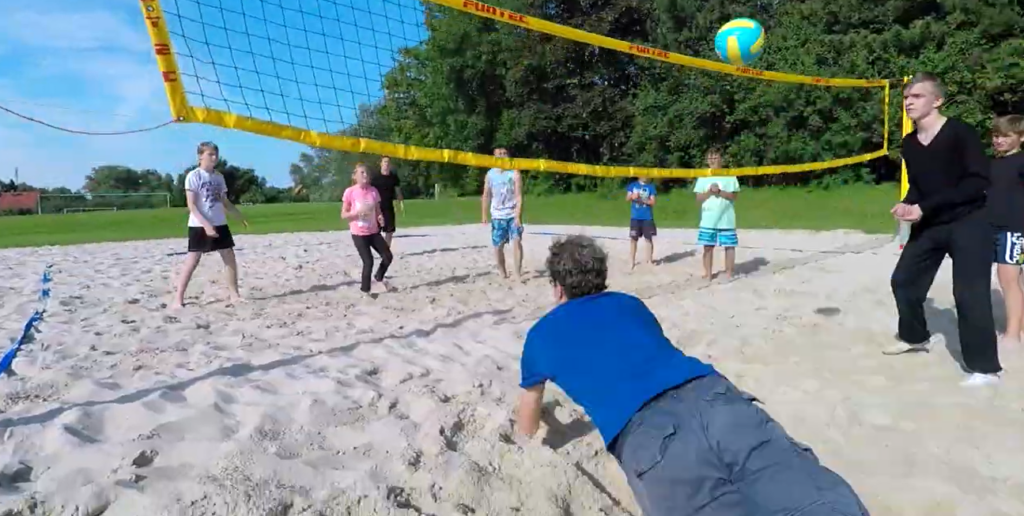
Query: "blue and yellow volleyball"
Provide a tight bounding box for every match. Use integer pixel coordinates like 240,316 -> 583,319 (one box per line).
714,18 -> 765,66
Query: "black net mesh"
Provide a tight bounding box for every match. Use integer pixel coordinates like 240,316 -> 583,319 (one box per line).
163,0 -> 426,134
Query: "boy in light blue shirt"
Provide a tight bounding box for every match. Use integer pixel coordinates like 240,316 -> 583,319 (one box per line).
693,148 -> 740,279
626,177 -> 657,269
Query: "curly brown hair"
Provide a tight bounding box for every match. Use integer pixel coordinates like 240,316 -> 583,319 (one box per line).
546,235 -> 608,299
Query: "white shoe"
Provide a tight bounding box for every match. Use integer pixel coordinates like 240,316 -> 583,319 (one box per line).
882,333 -> 944,355
960,373 -> 1000,387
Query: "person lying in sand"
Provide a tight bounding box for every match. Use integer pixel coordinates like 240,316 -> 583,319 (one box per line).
513,235 -> 869,515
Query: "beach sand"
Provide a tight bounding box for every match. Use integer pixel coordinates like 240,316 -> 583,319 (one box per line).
1,224 -> 1022,515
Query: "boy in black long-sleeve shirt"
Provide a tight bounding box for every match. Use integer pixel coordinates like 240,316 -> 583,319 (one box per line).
888,72 -> 1002,386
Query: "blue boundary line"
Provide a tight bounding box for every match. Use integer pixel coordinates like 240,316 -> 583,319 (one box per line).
1,265 -> 53,377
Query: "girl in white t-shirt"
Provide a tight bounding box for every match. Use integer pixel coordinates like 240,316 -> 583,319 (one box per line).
171,141 -> 249,309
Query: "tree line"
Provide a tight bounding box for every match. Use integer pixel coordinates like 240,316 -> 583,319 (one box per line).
1,160 -> 297,215
289,0 -> 1024,200
7,1 -> 1022,211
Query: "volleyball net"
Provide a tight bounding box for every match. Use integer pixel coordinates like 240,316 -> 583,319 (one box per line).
139,0 -> 894,178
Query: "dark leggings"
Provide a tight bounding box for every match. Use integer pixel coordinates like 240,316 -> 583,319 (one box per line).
352,232 -> 393,292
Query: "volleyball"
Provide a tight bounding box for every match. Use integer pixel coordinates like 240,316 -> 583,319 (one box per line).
714,18 -> 765,66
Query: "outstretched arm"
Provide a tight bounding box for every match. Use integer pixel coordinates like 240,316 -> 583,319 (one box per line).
185,190 -> 212,230
515,384 -> 545,437
221,197 -> 248,227
481,179 -> 492,223
514,171 -> 524,224
341,198 -> 357,220
375,193 -> 384,226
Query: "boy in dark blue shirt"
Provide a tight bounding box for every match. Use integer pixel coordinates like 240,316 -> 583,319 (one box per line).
516,235 -> 869,515
626,177 -> 656,270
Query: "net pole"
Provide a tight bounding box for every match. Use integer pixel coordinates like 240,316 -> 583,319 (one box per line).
883,81 -> 891,153
898,76 -> 913,248
139,0 -> 192,122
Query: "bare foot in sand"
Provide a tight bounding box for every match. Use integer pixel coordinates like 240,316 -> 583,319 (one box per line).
375,279 -> 392,293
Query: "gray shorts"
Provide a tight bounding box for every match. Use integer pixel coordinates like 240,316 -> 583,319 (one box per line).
610,373 -> 870,516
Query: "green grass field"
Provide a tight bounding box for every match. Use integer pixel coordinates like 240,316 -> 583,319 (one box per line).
0,184 -> 900,249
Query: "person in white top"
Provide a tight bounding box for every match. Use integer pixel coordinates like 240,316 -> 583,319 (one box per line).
171,141 -> 249,309
481,147 -> 524,280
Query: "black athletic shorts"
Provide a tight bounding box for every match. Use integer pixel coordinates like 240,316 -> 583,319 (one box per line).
187,224 -> 235,253
380,203 -> 397,234
629,218 -> 656,240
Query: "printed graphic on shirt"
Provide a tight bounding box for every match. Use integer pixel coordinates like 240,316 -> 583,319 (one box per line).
488,169 -> 517,219
627,182 -> 656,220
185,169 -> 228,227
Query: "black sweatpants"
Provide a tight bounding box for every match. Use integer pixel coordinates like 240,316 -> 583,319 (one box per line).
890,209 -> 1001,374
352,232 -> 392,292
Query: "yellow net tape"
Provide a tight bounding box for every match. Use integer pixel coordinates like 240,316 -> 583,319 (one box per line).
899,76 -> 914,199
441,0 -> 884,88
141,0 -> 892,178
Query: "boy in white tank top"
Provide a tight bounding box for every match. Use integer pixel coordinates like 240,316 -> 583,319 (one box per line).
481,147 -> 524,280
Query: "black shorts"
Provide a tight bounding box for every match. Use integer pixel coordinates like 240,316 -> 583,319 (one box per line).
994,230 -> 1024,265
380,204 -> 397,233
187,225 -> 235,253
629,218 -> 656,240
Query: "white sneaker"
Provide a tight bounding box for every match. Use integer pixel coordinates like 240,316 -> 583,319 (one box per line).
960,373 -> 1000,387
882,333 -> 944,355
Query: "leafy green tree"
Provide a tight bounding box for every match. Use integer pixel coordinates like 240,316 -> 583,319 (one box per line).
292,0 -> 1024,196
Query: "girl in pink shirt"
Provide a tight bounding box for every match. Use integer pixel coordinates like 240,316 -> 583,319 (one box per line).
342,164 -> 393,294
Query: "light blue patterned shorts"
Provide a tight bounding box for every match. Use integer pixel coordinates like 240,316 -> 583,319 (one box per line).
491,218 -> 523,246
697,227 -> 738,247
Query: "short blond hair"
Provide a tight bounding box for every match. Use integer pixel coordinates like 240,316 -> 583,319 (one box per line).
197,141 -> 219,156
993,115 -> 1024,137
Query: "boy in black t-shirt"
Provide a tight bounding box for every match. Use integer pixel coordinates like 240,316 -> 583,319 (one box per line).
888,73 -> 1001,386
988,114 -> 1024,348
371,156 -> 404,247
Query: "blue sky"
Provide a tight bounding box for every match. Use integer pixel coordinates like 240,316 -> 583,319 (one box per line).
0,0 -> 426,190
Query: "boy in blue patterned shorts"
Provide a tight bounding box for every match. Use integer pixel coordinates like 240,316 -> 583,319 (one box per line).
482,147 -> 524,280
694,148 -> 740,280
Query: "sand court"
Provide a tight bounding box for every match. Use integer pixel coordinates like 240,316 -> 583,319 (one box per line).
1,225 -> 1023,515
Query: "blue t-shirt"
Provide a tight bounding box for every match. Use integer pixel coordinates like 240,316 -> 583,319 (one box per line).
520,291 -> 715,446
626,181 -> 656,220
